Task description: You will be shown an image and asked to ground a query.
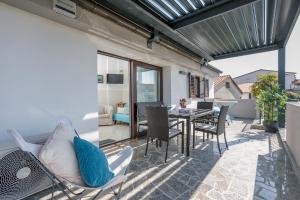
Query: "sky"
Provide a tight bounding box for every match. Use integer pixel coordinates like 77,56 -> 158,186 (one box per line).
211,17 -> 300,79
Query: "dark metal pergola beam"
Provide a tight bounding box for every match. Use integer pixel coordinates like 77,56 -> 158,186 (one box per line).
278,47 -> 286,128
170,0 -> 259,29
279,3 -> 300,47
96,0 -> 214,60
213,44 -> 279,60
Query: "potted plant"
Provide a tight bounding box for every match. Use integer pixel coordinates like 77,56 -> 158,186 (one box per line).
256,84 -> 287,133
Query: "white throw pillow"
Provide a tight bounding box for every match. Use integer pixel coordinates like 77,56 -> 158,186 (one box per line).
117,107 -> 129,114
39,122 -> 84,186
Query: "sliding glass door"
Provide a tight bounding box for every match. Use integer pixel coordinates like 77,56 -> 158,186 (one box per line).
131,61 -> 162,137
97,53 -> 131,146
136,66 -> 161,102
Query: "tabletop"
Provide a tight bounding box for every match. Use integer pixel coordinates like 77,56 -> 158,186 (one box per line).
168,108 -> 213,120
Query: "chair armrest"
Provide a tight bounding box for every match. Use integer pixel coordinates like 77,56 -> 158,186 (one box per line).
194,118 -> 217,125
169,121 -> 184,131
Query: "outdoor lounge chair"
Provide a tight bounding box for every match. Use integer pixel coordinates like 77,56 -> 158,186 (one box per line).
7,124 -> 133,200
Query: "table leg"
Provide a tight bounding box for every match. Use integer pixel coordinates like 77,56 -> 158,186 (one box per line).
186,118 -> 190,156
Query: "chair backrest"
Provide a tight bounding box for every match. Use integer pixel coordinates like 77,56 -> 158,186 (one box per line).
216,106 -> 229,134
197,102 -> 213,110
136,102 -> 163,121
145,106 -> 169,141
7,129 -> 42,158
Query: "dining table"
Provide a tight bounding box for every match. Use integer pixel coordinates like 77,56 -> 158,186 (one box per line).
169,108 -> 214,156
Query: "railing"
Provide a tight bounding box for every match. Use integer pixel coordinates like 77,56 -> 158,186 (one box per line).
214,99 -> 258,119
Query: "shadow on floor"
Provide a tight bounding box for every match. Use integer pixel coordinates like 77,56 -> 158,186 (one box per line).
25,136 -> 222,200
253,134 -> 300,200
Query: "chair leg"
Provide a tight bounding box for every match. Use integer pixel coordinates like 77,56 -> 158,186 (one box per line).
165,141 -> 169,162
92,190 -> 103,200
159,140 -> 162,147
114,182 -> 124,200
216,134 -> 221,155
224,131 -> 229,150
145,137 -> 149,156
156,139 -> 158,148
181,133 -> 184,154
193,122 -> 195,148
203,131 -> 205,142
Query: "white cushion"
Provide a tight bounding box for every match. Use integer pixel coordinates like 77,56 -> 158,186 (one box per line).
117,107 -> 128,114
39,122 -> 84,186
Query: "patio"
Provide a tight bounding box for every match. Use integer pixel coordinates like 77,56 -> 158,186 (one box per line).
1,1 -> 300,200
28,119 -> 300,200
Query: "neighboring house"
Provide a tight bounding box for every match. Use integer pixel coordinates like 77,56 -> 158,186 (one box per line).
238,83 -> 253,99
234,69 -> 296,90
214,75 -> 242,100
292,79 -> 300,91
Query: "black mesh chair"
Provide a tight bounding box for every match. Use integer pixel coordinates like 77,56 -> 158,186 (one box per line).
193,106 -> 229,155
136,102 -> 178,135
197,101 -> 213,110
145,106 -> 184,162
192,101 -> 214,146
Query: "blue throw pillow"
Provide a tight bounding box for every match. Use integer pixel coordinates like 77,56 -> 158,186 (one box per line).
73,137 -> 114,187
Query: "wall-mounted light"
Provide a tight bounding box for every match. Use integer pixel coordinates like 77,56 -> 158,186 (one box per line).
200,58 -> 208,69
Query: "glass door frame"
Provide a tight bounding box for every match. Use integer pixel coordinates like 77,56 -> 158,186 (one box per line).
97,51 -> 133,146
97,51 -> 163,142
131,61 -> 163,138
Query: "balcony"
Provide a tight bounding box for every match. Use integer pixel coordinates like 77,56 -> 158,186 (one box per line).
1,0 -> 300,199
26,119 -> 300,200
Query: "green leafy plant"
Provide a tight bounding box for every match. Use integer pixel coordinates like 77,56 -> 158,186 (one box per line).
251,73 -> 278,99
256,84 -> 288,123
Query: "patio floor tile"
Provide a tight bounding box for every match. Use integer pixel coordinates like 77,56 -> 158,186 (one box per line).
27,119 -> 300,200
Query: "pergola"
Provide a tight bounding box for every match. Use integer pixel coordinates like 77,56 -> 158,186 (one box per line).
84,0 -> 300,126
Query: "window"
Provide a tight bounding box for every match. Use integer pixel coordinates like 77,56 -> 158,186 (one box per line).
225,82 -> 230,88
136,66 -> 161,102
189,75 -> 200,98
189,75 -> 209,98
204,79 -> 209,97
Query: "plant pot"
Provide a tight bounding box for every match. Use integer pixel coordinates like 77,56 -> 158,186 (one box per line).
263,120 -> 279,133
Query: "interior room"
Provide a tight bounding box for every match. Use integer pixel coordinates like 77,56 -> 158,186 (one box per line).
97,54 -> 130,145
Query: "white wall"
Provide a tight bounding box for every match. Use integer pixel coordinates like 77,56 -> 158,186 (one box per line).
241,93 -> 251,99
168,66 -> 217,106
286,103 -> 300,170
215,79 -> 241,100
0,3 -> 98,149
229,99 -> 258,119
0,1 -> 220,151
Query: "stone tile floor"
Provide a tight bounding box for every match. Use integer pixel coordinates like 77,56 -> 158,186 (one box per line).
29,119 -> 300,200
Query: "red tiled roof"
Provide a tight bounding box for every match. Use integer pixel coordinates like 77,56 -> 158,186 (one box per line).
293,79 -> 300,85
214,75 -> 242,93
238,83 -> 253,93
214,75 -> 231,87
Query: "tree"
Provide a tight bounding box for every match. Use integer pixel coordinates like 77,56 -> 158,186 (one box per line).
251,74 -> 278,98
